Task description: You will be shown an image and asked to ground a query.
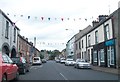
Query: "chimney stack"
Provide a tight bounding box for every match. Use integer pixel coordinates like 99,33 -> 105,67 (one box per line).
92,21 -> 99,27
98,15 -> 108,22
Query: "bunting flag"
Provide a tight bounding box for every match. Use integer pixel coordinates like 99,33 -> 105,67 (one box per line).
38,42 -> 66,46
61,18 -> 64,21
6,13 -> 96,22
21,15 -> 23,17
48,17 -> 50,20
28,16 -> 30,19
41,17 -> 44,20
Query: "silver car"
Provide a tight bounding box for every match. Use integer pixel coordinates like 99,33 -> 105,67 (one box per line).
65,59 -> 75,66
74,59 -> 91,69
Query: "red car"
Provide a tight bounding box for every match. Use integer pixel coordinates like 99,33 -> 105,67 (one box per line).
0,53 -> 19,82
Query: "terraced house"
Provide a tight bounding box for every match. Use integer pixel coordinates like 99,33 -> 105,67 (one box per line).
73,8 -> 120,69
0,9 -> 20,57
0,9 -> 40,63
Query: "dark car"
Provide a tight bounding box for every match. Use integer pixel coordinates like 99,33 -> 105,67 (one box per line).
11,57 -> 30,74
41,59 -> 47,63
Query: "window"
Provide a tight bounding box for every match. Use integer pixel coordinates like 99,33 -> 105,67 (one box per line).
13,28 -> 16,43
88,35 -> 91,46
100,49 -> 105,62
88,49 -> 90,61
104,24 -> 110,40
93,51 -> 97,62
82,40 -> 83,48
107,46 -> 115,66
76,43 -> 78,50
5,21 -> 9,38
111,46 -> 114,65
95,30 -> 98,44
79,41 -> 81,49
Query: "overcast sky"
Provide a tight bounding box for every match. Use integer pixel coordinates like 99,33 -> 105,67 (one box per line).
0,0 -> 119,51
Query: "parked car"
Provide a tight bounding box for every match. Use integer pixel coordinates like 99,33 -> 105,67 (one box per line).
74,59 -> 91,69
55,59 -> 60,63
60,58 -> 66,64
0,53 -> 19,82
65,59 -> 75,66
41,59 -> 47,63
11,57 -> 30,74
32,57 -> 42,65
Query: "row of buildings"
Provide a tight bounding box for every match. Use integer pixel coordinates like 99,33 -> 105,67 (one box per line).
64,8 -> 120,69
0,9 -> 40,63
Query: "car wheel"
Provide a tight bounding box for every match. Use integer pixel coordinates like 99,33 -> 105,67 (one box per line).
14,71 -> 19,80
74,65 -> 76,68
26,69 -> 29,72
2,74 -> 7,82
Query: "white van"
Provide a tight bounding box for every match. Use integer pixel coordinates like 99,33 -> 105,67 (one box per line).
32,57 -> 42,65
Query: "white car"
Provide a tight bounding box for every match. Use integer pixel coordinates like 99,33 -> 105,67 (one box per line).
74,59 -> 91,69
32,57 -> 42,65
65,59 -> 75,66
60,58 -> 66,63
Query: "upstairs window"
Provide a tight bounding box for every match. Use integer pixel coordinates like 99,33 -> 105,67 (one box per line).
76,43 -> 78,50
13,28 -> 16,43
5,21 -> 9,39
104,24 -> 110,40
95,30 -> 98,44
88,35 -> 91,46
79,41 -> 81,49
82,40 -> 84,48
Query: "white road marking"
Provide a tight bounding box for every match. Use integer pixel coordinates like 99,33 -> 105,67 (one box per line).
60,73 -> 68,80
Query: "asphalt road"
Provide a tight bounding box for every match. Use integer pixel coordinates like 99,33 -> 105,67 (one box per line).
19,60 -> 118,80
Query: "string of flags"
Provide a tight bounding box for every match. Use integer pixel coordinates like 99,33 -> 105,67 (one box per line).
6,13 -> 97,22
37,42 -> 66,46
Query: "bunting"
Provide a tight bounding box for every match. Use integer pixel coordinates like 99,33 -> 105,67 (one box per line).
37,42 -> 66,46
6,13 -> 96,22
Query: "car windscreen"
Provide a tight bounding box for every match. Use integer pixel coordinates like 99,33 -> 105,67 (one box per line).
34,58 -> 40,60
11,58 -> 20,63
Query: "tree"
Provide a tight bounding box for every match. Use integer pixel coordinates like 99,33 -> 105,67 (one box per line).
40,54 -> 44,59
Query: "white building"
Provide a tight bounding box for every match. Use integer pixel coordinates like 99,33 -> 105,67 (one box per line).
66,35 -> 76,59
74,8 -> 119,68
0,9 -> 20,57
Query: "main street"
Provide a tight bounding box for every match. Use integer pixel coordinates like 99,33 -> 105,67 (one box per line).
18,60 -> 118,80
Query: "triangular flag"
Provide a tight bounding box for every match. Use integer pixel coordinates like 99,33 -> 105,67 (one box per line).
35,17 -> 37,19
48,18 -> 50,20
61,18 -> 64,21
21,15 -> 23,17
85,18 -> 87,21
14,15 -> 16,17
41,17 -> 44,20
7,13 -> 9,15
28,16 -> 30,19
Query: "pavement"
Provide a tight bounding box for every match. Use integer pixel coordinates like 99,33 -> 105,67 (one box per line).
91,66 -> 119,75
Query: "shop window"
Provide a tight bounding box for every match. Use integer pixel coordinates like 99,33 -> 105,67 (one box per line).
107,46 -> 115,67
100,49 -> 105,62
110,46 -> 114,65
93,51 -> 97,62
